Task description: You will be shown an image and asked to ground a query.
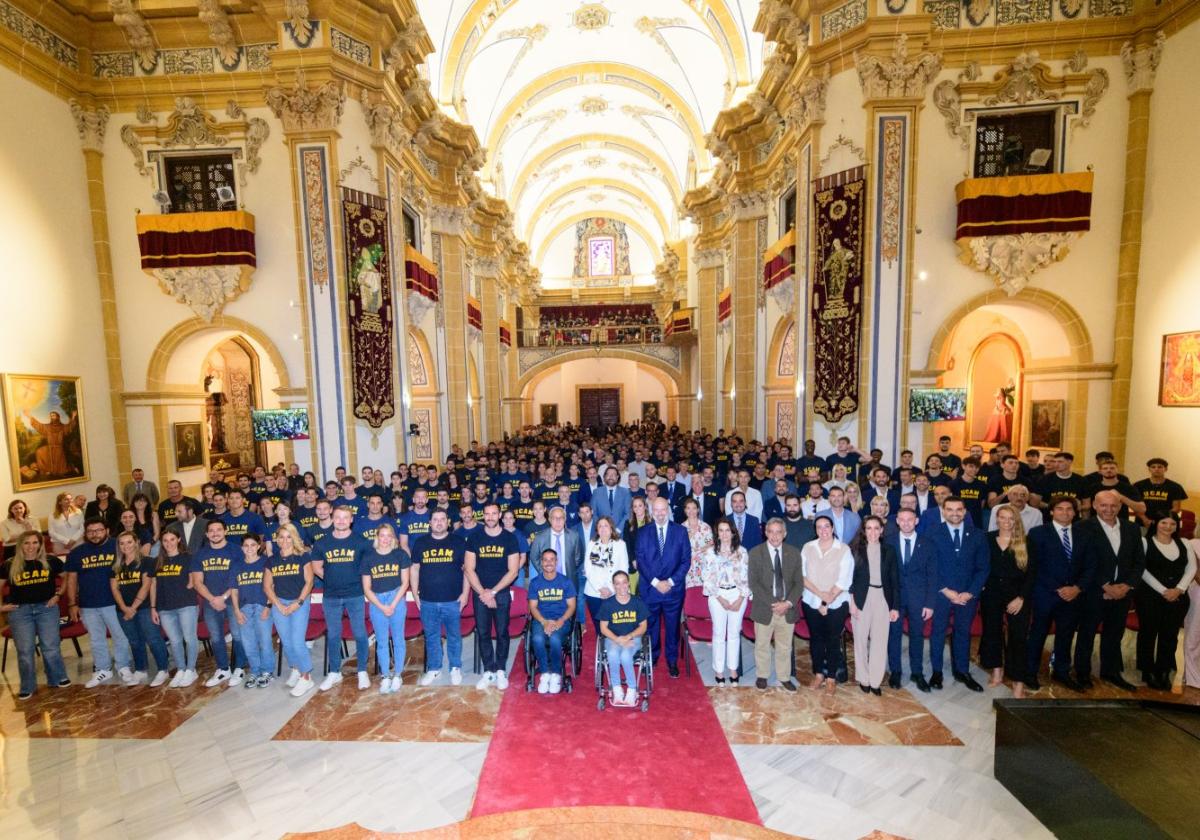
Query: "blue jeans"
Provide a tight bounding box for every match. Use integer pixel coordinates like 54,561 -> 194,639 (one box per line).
531,619 -> 571,675
419,600 -> 462,671
118,608 -> 170,673
202,600 -> 245,671
238,603 -> 274,675
81,605 -> 132,673
323,594 -> 368,673
8,603 -> 68,695
369,592 -> 407,676
605,637 -> 636,687
272,598 -> 312,674
158,606 -> 199,671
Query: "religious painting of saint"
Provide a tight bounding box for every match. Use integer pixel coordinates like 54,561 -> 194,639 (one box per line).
1159,331 -> 1200,407
540,404 -> 559,426
173,421 -> 206,471
1030,400 -> 1064,449
3,374 -> 89,490
641,401 -> 660,423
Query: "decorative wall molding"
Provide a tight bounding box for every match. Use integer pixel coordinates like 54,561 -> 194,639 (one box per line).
958,232 -> 1079,295
856,34 -> 942,100
197,0 -> 239,66
385,16 -> 430,74
430,204 -> 466,236
785,74 -> 828,137
265,72 -> 346,133
69,100 -> 110,153
517,344 -> 681,376
109,0 -> 157,72
120,98 -> 270,185
282,0 -> 313,44
151,265 -> 251,321
821,0 -> 867,40
932,63 -> 982,149
819,134 -> 867,170
362,95 -> 410,157
1121,32 -> 1165,94
473,256 -> 501,278
730,190 -> 770,221
693,248 -> 724,270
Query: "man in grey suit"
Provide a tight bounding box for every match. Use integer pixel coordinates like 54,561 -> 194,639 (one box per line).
747,518 -> 805,690
528,507 -> 584,591
590,465 -> 632,532
122,467 -> 160,508
165,498 -> 208,555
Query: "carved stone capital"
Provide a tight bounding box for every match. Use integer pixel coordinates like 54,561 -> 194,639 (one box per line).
473,256 -> 501,279
958,233 -> 1079,296
361,94 -> 410,156
283,0 -> 313,44
1122,32 -> 1165,94
197,0 -> 238,65
730,190 -> 770,221
856,34 -> 942,101
430,203 -> 466,236
151,265 -> 252,321
265,72 -> 345,133
785,75 -> 827,136
693,248 -> 724,270
69,100 -> 110,153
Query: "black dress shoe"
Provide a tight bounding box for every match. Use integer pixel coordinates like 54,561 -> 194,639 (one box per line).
1025,676 -> 1041,691
913,675 -> 931,693
1157,671 -> 1174,690
1102,673 -> 1137,692
871,687 -> 882,697
859,683 -> 870,693
929,672 -> 944,690
668,664 -> 680,678
953,671 -> 984,692
1142,671 -> 1159,690
781,680 -> 798,692
889,673 -> 902,690
756,678 -> 768,690
1051,673 -> 1084,692
835,666 -> 848,684
1076,675 -> 1095,690
714,676 -> 726,685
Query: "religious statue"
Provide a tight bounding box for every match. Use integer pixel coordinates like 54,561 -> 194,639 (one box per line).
204,370 -> 228,454
982,382 -> 1015,444
820,238 -> 853,321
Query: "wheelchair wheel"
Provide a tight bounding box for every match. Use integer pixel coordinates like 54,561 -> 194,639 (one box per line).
571,626 -> 583,676
640,698 -> 649,712
597,697 -> 606,711
565,676 -> 574,694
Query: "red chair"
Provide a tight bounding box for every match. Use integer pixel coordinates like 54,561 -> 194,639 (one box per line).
1126,608 -> 1140,632
741,599 -> 756,643
1180,510 -> 1196,540
681,587 -> 712,676
2,579 -> 87,672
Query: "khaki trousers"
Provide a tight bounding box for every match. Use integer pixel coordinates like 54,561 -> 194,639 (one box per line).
754,612 -> 795,684
852,589 -> 890,688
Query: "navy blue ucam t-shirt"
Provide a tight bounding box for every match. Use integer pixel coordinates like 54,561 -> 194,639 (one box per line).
529,573 -> 576,621
220,510 -> 266,544
466,528 -> 520,590
66,539 -> 119,609
267,552 -> 311,602
597,594 -> 648,636
411,533 -> 466,603
314,533 -> 367,598
233,557 -> 268,606
355,515 -> 397,545
358,548 -> 411,595
153,553 -> 195,612
190,542 -> 241,596
114,561 -> 153,610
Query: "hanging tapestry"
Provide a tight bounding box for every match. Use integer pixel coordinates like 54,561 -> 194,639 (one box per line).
811,166 -> 866,423
341,188 -> 394,429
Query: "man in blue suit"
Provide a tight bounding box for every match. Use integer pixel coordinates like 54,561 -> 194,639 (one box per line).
886,508 -> 938,691
1024,497 -> 1094,691
927,497 -> 990,691
590,465 -> 631,533
727,492 -> 763,551
635,498 -> 691,676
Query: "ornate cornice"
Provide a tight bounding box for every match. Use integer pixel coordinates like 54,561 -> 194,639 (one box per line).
1122,32 -> 1166,94
430,203 -> 467,236
784,74 -> 828,136
109,0 -> 158,72
69,100 -> 110,153
729,190 -> 771,221
197,0 -> 238,65
959,232 -> 1079,296
120,98 -> 269,183
693,248 -> 724,269
855,34 -> 942,100
265,72 -> 345,133
473,256 -> 501,278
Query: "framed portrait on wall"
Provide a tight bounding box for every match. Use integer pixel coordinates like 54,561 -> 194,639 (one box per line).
641,401 -> 661,423
1159,331 -> 1200,407
2,373 -> 89,490
173,421 -> 206,470
1030,400 -> 1064,449
540,403 -> 559,426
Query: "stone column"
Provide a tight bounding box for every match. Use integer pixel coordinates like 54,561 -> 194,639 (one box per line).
731,194 -> 768,437
476,258 -> 503,441
694,248 -> 722,431
432,206 -> 471,449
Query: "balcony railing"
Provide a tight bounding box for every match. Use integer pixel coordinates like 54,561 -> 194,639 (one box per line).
519,323 -> 664,348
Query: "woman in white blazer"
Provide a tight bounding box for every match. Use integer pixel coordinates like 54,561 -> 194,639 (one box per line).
583,516 -> 629,633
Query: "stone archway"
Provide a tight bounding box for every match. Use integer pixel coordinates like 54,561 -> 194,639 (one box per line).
518,353 -> 683,427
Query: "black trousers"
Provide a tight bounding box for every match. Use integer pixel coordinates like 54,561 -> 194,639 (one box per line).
803,602 -> 848,678
1135,590 -> 1189,673
1075,593 -> 1130,679
1025,594 -> 1080,680
979,581 -> 1032,682
473,589 -> 512,672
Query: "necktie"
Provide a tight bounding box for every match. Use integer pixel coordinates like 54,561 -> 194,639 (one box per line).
554,532 -> 563,573
608,488 -> 615,510
952,528 -> 961,551
736,515 -> 744,538
657,526 -> 666,554
903,537 -> 912,567
696,495 -> 702,516
136,482 -> 142,492
1061,526 -> 1072,559
773,547 -> 784,599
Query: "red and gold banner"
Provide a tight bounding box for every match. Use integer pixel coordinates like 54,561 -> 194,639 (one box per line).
812,166 -> 866,423
664,309 -> 693,337
955,172 -> 1093,239
404,244 -> 439,302
717,288 -> 732,323
342,188 -> 394,429
136,210 -> 256,269
762,227 -> 796,291
499,320 -> 513,347
467,295 -> 483,331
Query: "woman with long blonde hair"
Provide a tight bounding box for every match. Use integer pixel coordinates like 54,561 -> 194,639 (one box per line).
0,531 -> 70,698
264,523 -> 315,696
48,492 -> 84,554
111,531 -> 171,686
980,504 -> 1035,698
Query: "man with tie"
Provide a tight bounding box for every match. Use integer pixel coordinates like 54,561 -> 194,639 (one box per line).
728,492 -> 763,551
122,468 -> 161,508
887,508 -> 937,691
747,519 -> 804,690
1024,497 -> 1094,691
591,466 -> 632,533
635,498 -> 691,677
928,497 -> 991,691
529,507 -> 584,593
1074,490 -> 1146,691
675,475 -> 718,527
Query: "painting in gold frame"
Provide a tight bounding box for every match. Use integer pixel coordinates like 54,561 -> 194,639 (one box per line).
3,373 -> 89,490
1159,331 -> 1200,407
173,421 -> 206,470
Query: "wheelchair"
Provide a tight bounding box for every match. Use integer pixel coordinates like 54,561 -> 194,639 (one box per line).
594,634 -> 653,712
522,618 -> 583,693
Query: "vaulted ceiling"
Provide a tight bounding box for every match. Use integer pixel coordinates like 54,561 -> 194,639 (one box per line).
415,0 -> 765,285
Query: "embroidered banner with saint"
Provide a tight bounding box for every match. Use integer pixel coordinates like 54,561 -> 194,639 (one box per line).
811,166 -> 865,423
341,188 -> 395,429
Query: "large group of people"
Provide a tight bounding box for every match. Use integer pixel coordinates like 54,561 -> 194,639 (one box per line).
2,423 -> 1197,709
532,304 -> 664,347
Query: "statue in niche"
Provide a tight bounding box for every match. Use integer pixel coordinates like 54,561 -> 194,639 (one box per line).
204,370 -> 227,454
982,381 -> 1016,444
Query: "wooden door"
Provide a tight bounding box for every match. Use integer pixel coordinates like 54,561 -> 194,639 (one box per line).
578,388 -> 621,430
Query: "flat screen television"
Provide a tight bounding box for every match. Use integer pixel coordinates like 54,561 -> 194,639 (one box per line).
909,388 -> 967,422
251,408 -> 310,441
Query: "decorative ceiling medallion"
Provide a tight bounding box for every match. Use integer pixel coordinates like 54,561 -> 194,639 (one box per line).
588,192 -> 606,203
583,154 -> 605,169
579,95 -> 609,115
573,2 -> 611,31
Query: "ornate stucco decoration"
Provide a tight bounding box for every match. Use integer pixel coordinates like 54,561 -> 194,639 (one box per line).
361,94 -> 410,157
120,98 -> 270,186
819,134 -> 866,170
431,203 -> 466,236
152,265 -> 251,322
197,0 -> 239,66
785,74 -> 828,136
1121,32 -> 1165,94
573,3 -> 611,31
283,0 -> 313,44
932,63 -> 981,149
959,232 -> 1078,295
110,0 -> 158,72
730,190 -> 770,221
855,34 -> 942,100
386,16 -> 430,74
693,248 -> 724,270
69,100 -> 111,153
705,132 -> 736,171
265,72 -> 346,133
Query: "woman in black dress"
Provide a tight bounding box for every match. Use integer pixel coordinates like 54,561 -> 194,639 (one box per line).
1136,513 -> 1195,690
980,504 -> 1036,698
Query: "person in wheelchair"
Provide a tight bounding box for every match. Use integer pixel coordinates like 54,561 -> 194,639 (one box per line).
598,570 -> 648,706
528,548 -> 577,694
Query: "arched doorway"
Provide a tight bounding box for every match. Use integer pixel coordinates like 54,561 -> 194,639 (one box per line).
519,356 -> 679,428
405,328 -> 439,461
203,337 -> 264,470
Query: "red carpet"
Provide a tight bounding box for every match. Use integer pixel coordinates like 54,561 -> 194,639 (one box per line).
470,626 -> 761,824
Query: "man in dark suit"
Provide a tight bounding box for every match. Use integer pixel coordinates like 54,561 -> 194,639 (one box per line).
529,507 -> 585,592
927,497 -> 991,691
1025,498 -> 1094,691
728,492 -> 763,551
591,466 -> 632,533
887,508 -> 938,691
635,498 -> 691,676
1073,489 -> 1146,691
165,498 -> 209,555
674,474 -> 719,526
122,467 -> 161,508
748,518 -> 805,690
761,479 -> 791,523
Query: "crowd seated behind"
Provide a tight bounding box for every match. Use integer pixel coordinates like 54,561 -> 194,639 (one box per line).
2,424 -> 1197,706
533,304 -> 662,347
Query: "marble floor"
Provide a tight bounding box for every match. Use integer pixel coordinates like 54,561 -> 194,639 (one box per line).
0,629 -> 1190,839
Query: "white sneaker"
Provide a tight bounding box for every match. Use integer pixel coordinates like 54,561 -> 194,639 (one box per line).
85,669 -> 113,689
126,670 -> 148,686
168,670 -> 184,688
450,668 -> 463,686
228,668 -> 246,688
495,671 -> 509,690
290,676 -> 315,697
549,674 -> 562,695
319,672 -> 343,692
379,676 -> 392,695
179,670 -> 198,687
537,673 -> 551,694
476,671 -> 496,690
118,667 -> 136,685
149,671 -> 169,687
205,669 -> 231,687
418,669 -> 441,687
285,668 -> 301,688
389,675 -> 403,691
357,671 -> 370,690
624,686 -> 637,705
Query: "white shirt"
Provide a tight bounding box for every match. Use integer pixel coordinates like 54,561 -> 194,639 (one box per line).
583,538 -> 629,597
1097,518 -> 1122,555
799,540 -> 854,609
898,532 -> 918,564
1141,538 -> 1197,595
800,498 -> 831,519
724,486 -> 763,519
987,505 -> 1043,534
181,517 -> 197,546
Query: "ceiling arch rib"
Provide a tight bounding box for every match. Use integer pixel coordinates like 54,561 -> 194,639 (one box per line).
526,179 -> 672,244
507,135 -> 683,209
